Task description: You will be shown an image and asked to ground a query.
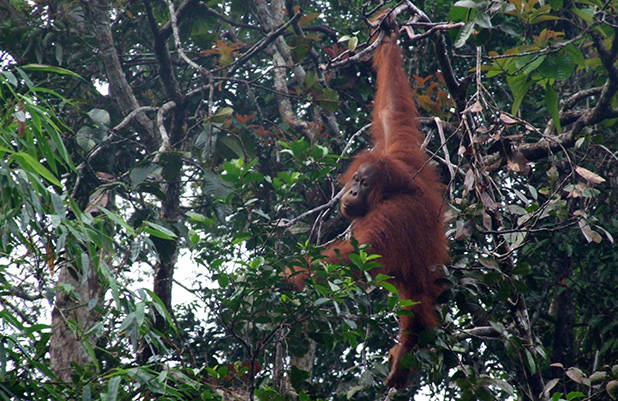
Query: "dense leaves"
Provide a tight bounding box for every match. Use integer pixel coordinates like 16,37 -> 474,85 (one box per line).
0,0 -> 616,400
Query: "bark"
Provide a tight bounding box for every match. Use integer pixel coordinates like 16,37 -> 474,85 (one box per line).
495,241 -> 546,401
151,164 -> 182,333
141,0 -> 186,355
551,261 -> 575,366
79,0 -> 185,360
80,0 -> 157,151
253,0 -> 340,138
50,260 -> 104,382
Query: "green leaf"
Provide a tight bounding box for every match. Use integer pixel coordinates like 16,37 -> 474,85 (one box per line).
289,138 -> 310,158
210,106 -> 234,123
506,74 -> 533,114
135,302 -> 145,326
49,192 -> 65,216
314,87 -> 339,112
343,318 -> 357,329
572,7 -> 594,24
448,6 -> 474,22
348,253 -> 362,268
160,152 -> 182,181
87,108 -> 111,126
454,0 -> 478,8
549,0 -> 563,9
520,55 -> 546,75
118,312 -> 136,333
186,211 -> 214,225
144,289 -> 177,331
106,375 -> 121,401
255,386 -> 285,401
337,34 -> 351,43
537,54 -> 575,81
375,273 -> 393,282
21,64 -> 83,79
82,384 -> 92,401
544,85 -> 561,132
129,163 -> 160,186
44,121 -> 74,171
531,14 -> 563,23
378,280 -> 398,294
142,221 -> 177,239
0,145 -> 13,155
232,232 -> 251,244
1,70 -> 18,86
565,44 -> 585,66
399,299 -> 420,307
348,36 -> 359,51
219,135 -> 245,159
525,349 -> 537,375
75,126 -> 106,152
99,208 -> 136,235
290,365 -> 310,391
216,273 -> 230,288
475,13 -> 492,29
314,297 -> 330,306
11,152 -> 62,187
454,22 -> 475,48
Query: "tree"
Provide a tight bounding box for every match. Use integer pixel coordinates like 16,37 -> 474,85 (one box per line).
0,0 -> 616,400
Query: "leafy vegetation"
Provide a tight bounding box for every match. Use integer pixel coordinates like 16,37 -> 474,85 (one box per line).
0,0 -> 616,400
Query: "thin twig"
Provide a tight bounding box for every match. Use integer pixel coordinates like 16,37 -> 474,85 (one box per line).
165,0 -> 213,78
156,100 -> 176,155
339,123 -> 372,157
225,12 -> 302,75
597,144 -> 618,163
435,117 -> 455,199
404,22 -> 464,41
323,2 -> 462,70
486,28 -> 592,60
113,106 -> 157,131
321,30 -> 385,70
278,187 -> 345,228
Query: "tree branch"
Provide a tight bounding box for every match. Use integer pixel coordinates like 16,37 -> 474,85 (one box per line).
253,0 -> 314,137
80,0 -> 156,149
164,0 -> 212,79
113,106 -> 158,131
144,0 -> 183,102
156,101 -> 176,155
159,0 -> 201,39
192,2 -> 265,33
455,326 -> 500,339
226,11 -> 302,75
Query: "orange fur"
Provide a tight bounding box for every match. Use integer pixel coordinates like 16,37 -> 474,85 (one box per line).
286,30 -> 448,389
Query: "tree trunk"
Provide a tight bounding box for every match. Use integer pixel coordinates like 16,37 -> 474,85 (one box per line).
50,261 -> 103,382
552,260 -> 575,365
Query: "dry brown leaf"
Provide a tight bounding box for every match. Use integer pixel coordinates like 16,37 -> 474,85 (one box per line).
543,378 -> 560,398
480,191 -> 497,210
575,166 -> 606,184
500,112 -> 518,125
469,101 -> 483,113
578,219 -> 603,243
463,169 -> 475,196
550,362 -> 564,369
566,367 -> 585,384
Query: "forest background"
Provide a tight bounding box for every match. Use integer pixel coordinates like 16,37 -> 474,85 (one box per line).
0,0 -> 617,400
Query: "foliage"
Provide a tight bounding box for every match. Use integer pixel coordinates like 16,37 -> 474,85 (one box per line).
0,0 -> 617,400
